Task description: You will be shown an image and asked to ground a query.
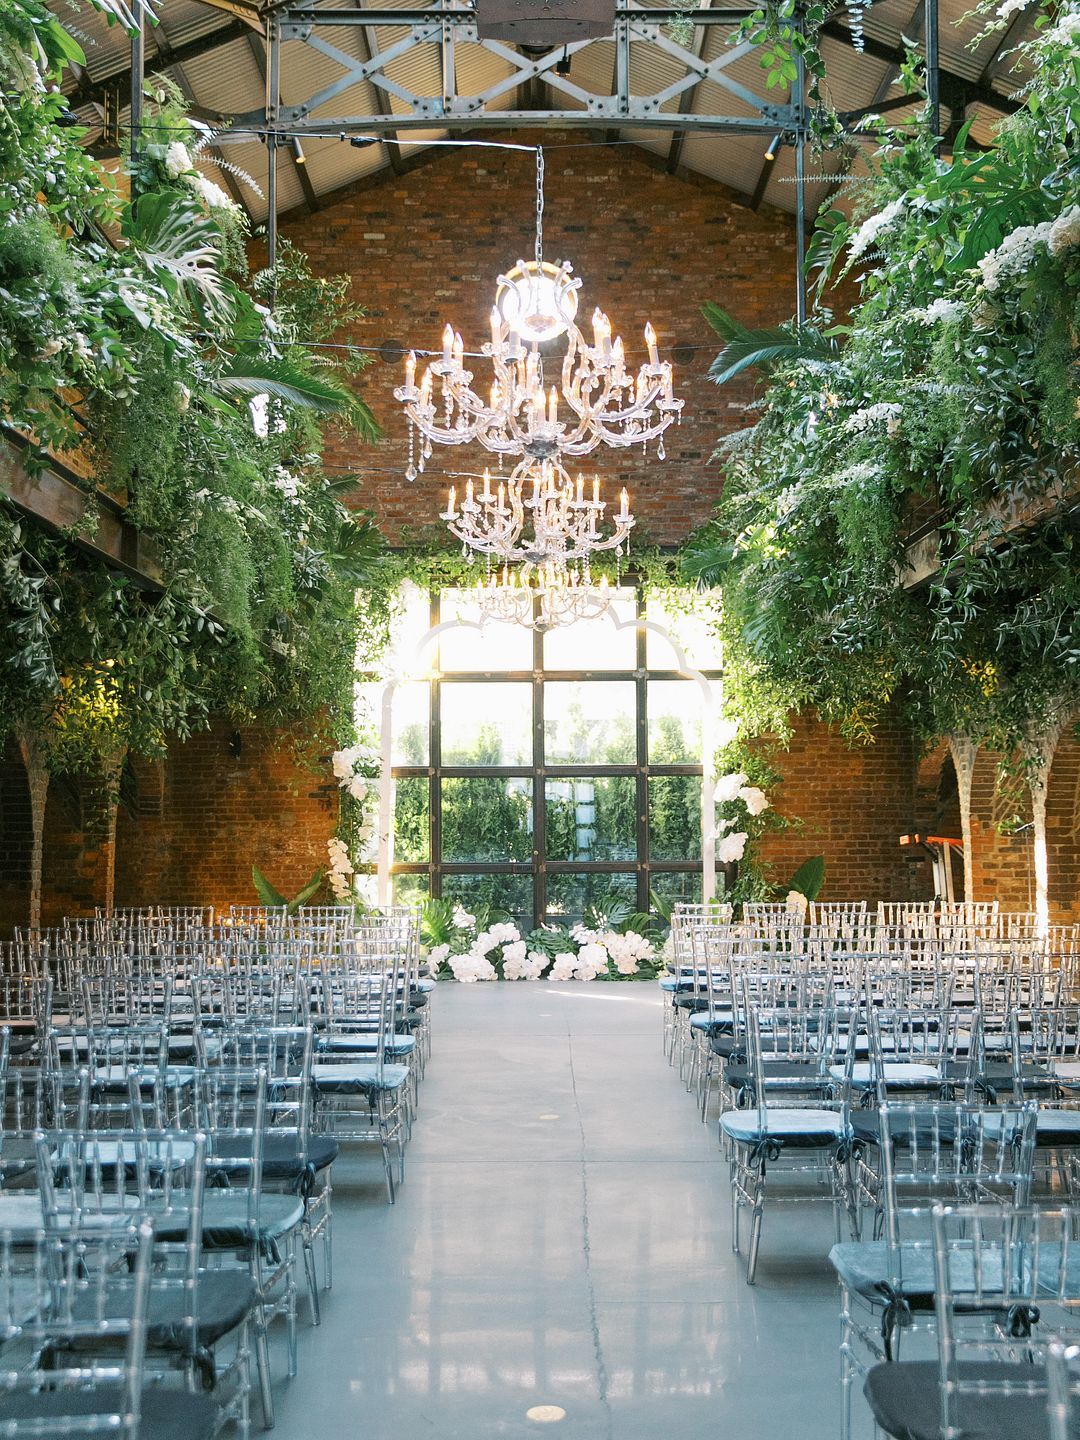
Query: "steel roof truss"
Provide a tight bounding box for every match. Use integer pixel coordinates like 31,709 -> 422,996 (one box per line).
270,6 -> 786,131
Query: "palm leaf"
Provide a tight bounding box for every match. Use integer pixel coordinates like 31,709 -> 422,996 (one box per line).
786,854 -> 826,902
702,303 -> 839,386
286,868 -> 324,916
649,888 -> 674,924
679,520 -> 736,586
421,898 -> 454,947
215,357 -> 380,439
319,514 -> 386,588
251,863 -> 286,909
585,893 -> 633,931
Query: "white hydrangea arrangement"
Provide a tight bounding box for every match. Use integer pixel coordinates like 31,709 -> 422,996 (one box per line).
423,901 -> 662,983
160,138 -> 243,218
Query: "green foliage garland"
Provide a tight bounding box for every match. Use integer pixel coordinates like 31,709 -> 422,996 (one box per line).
684,9 -> 1080,765
0,3 -> 384,788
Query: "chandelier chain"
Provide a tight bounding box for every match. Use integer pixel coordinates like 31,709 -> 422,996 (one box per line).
535,146 -> 544,272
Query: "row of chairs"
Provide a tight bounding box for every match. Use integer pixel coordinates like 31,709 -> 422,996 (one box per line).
0,903 -> 435,1437
663,902 -> 1080,1437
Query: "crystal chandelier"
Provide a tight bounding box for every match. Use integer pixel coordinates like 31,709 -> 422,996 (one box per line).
440,456 -> 633,568
475,563 -> 612,633
393,149 -> 683,481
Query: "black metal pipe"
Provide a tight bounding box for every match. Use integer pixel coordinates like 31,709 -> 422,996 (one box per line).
925,0 -> 940,149
129,0 -> 144,174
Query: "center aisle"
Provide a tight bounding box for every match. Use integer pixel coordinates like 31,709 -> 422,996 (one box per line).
276,982 -> 841,1439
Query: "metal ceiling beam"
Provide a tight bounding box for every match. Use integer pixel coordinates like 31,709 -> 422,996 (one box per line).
238,108 -> 789,133
247,29 -> 321,210
68,18 -> 252,110
223,5 -> 792,138
820,18 -> 1019,117
276,7 -> 761,23
666,0 -> 714,173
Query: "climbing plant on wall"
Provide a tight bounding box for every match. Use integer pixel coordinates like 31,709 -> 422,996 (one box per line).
683,7 -> 1080,910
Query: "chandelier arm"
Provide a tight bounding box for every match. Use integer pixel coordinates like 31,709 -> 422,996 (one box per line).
593,380 -> 672,425
401,402 -> 484,447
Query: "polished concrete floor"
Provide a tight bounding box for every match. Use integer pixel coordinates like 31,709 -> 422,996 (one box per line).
272,982 -> 845,1439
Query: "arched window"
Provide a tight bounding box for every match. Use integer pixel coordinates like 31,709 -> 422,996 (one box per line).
359,582 -> 722,930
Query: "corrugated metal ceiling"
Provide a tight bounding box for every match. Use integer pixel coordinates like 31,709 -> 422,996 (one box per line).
56,0 -> 1038,219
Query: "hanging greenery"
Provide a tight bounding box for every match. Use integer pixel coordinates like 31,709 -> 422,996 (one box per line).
683,8 -> 1080,766
0,2 -> 384,784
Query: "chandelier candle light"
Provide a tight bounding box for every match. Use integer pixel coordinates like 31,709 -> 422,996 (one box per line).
393,147 -> 683,626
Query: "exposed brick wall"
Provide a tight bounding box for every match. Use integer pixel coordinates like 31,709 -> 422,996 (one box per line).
756,709 -> 921,903
4,713 -> 1077,931
113,721 -> 339,918
1,147 -> 1073,932
0,740 -> 30,936
968,747 -> 1035,915
1046,733 -> 1080,923
272,131 -> 856,547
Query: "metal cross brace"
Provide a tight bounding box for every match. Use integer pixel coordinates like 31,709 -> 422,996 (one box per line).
226,1 -> 796,136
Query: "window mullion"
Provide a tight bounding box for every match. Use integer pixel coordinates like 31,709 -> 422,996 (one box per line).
635,586 -> 649,916
532,597 -> 545,930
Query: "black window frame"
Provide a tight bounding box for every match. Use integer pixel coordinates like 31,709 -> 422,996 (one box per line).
362,583 -> 720,930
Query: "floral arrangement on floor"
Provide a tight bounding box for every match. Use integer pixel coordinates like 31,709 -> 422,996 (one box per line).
422,897 -> 664,983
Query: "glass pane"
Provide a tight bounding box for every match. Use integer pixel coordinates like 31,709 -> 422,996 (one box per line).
543,681 -> 635,764
438,588 -> 532,671
546,777 -> 637,861
542,589 -> 637,670
391,681 -> 429,766
645,590 -> 724,671
442,873 -> 532,930
650,870 -> 703,910
440,682 -> 532,766
649,775 -> 701,860
392,777 -> 429,864
441,777 -> 533,862
648,680 -> 702,763
382,580 -> 434,673
391,872 -> 429,908
545,872 -> 637,927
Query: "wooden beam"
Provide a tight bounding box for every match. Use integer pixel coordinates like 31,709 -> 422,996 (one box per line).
666,0 -> 715,174
0,436 -> 164,590
362,24 -> 405,175
748,147 -> 776,210
900,475 -> 1080,590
